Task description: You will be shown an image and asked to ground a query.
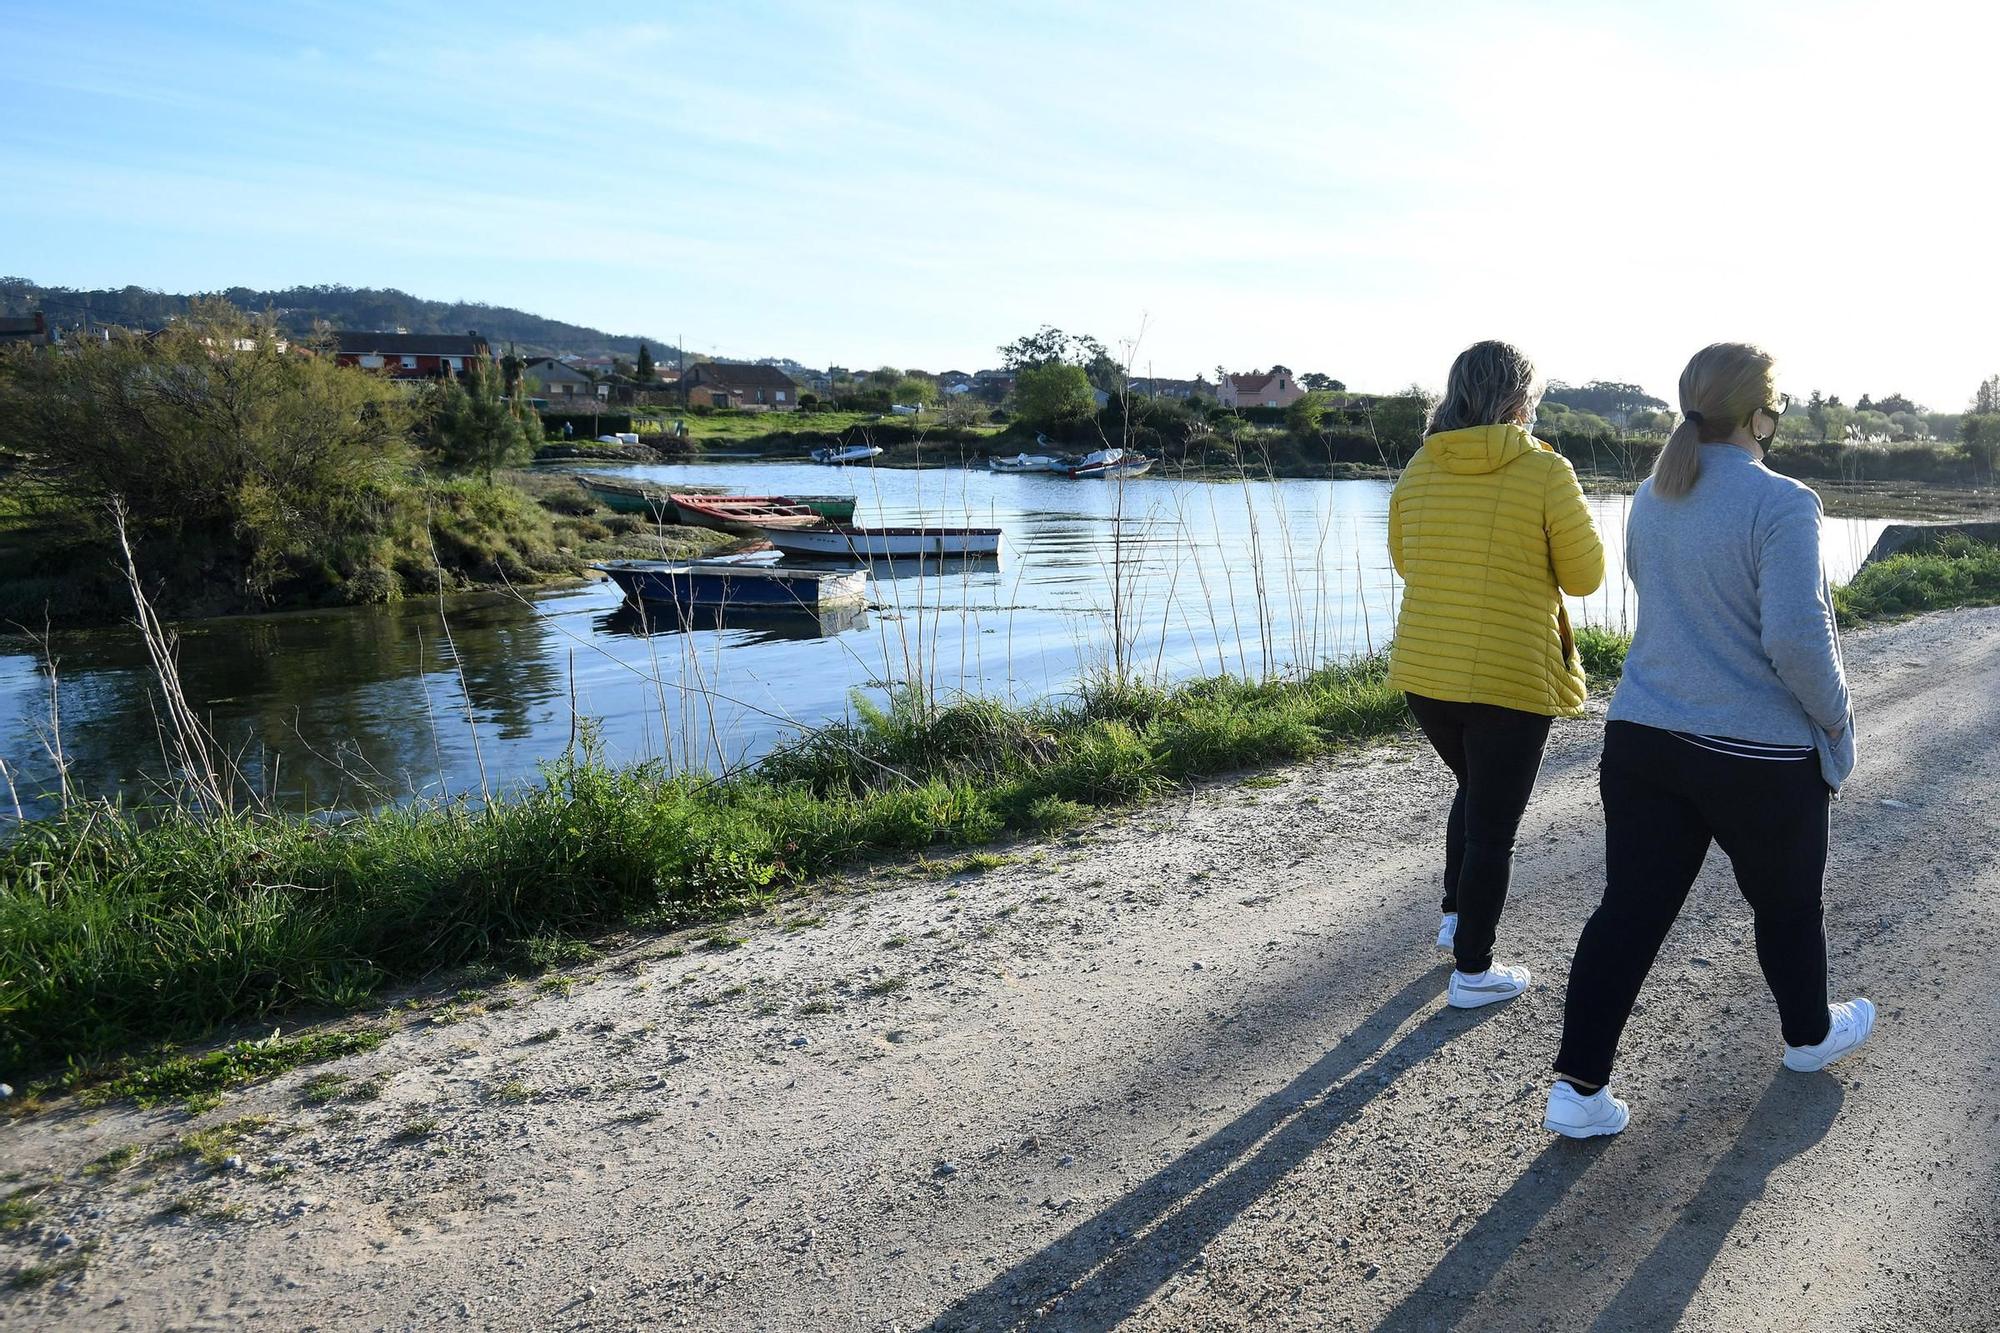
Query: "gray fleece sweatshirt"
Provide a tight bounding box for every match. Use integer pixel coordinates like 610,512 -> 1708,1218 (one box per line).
1608,444 -> 1855,789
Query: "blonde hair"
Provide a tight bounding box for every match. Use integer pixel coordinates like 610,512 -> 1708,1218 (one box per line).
1653,342 -> 1778,498
1427,340 -> 1539,435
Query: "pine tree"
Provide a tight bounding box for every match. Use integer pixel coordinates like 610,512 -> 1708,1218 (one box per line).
636,343 -> 655,382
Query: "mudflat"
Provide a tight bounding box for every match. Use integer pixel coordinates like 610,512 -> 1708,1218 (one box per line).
6,608 -> 1996,1332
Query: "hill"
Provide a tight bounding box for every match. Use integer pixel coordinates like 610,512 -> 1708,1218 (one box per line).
0,277 -> 685,362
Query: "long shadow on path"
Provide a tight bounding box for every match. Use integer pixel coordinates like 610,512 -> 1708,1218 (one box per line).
1374,1072 -> 1845,1332
928,964 -> 1494,1332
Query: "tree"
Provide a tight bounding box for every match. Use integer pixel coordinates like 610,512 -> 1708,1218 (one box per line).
635,343 -> 655,382
1871,392 -> 1919,416
998,325 -> 1108,372
1959,413 -> 2000,469
1012,362 -> 1095,429
1287,390 -> 1334,437
866,365 -> 901,388
1082,348 -> 1125,397
0,300 -> 415,603
937,395 -> 986,429
1541,380 -> 1667,422
1299,372 -> 1345,393
1973,375 -> 2000,415
891,376 -> 937,407
427,359 -> 532,484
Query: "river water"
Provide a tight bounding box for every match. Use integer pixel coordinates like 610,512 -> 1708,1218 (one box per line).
0,463 -> 1888,819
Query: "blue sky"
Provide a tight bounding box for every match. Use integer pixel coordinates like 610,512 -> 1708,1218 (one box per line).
4,1 -> 1994,407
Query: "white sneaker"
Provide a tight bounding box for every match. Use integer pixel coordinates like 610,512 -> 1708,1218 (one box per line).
1782,997 -> 1876,1072
1436,912 -> 1458,951
1447,963 -> 1530,1009
1543,1081 -> 1630,1138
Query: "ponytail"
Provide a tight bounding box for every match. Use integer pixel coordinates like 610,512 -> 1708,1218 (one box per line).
1652,415 -> 1706,498
1650,343 -> 1778,501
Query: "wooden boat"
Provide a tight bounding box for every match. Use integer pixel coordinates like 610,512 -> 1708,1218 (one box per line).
575,474 -> 675,517
669,494 -> 822,534
987,452 -> 1062,473
668,494 -> 858,533
809,444 -> 883,465
784,494 -> 858,522
595,559 -> 867,611
760,524 -> 1003,560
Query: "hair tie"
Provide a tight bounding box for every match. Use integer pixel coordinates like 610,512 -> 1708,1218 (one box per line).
1683,410 -> 1704,424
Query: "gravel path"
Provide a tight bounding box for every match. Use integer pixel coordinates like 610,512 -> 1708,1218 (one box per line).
6,607 -> 1997,1333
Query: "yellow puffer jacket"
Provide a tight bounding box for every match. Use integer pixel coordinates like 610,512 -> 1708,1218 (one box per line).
1387,423 -> 1605,716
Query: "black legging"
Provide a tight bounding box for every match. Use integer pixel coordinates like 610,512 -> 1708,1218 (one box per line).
1405,693 -> 1554,975
1555,721 -> 1833,1087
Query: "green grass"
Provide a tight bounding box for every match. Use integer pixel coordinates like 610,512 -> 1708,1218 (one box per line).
0,656 -> 1389,1073
1834,536 -> 2000,624
49,1029 -> 389,1110
7,540 -> 1986,1085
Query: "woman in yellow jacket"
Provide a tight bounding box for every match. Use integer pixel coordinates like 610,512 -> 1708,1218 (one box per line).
1388,340 -> 1605,1009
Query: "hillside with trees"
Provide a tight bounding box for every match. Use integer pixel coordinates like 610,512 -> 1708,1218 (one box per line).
0,277 -> 684,361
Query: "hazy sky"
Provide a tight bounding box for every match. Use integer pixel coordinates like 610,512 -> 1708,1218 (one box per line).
5,1 -> 1995,407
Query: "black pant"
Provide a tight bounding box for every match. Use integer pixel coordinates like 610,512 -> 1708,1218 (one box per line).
1555,721 -> 1833,1087
1405,693 -> 1554,975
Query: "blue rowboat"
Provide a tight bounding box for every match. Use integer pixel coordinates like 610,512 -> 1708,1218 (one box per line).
594,559 -> 867,612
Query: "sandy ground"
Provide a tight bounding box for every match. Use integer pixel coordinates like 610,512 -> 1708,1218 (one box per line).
5,606 -> 1998,1333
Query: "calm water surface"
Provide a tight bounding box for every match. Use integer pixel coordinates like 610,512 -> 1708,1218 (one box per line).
0,463 -> 1888,818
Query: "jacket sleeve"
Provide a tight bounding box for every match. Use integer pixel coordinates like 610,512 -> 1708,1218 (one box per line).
1758,488 -> 1851,731
1544,457 -> 1605,596
1387,481 -> 1406,578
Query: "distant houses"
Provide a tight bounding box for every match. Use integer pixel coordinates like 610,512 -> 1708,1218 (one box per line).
523,356 -> 605,401
677,361 -> 802,410
0,312 -> 50,348
1217,366 -> 1304,409
332,331 -> 491,382
1127,375 -> 1212,401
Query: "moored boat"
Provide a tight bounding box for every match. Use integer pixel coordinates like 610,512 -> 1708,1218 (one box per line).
987,453 -> 1062,473
1063,447 -> 1153,479
574,474 -> 676,518
760,524 -> 1003,560
594,558 -> 867,611
809,444 -> 884,465
669,494 -> 822,534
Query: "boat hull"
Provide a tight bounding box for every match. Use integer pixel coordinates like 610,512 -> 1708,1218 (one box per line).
595,559 -> 867,610
760,526 -> 1003,560
578,478 -> 673,517
987,454 -> 1061,473
1067,458 -> 1153,479
809,446 -> 884,465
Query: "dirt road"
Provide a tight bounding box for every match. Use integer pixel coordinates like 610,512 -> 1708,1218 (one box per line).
6,607 -> 1997,1332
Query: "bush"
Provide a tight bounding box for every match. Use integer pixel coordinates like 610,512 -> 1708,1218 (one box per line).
1834,537 -> 2000,624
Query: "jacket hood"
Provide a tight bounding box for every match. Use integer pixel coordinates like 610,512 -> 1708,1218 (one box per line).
1421,423 -> 1544,475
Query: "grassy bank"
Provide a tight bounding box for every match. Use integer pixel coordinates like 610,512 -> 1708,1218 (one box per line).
6,540 -> 1995,1089
0,470 -> 732,626
1834,534 -> 2000,623
2,661 -> 1408,1076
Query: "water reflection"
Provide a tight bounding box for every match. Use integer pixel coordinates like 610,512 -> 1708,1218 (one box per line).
0,465 -> 1891,819
596,601 -> 871,644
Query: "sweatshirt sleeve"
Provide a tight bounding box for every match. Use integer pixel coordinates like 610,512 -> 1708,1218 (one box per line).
1544,457 -> 1605,596
1757,488 -> 1850,730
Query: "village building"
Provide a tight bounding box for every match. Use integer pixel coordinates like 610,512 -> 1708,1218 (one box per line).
523,356 -> 606,400
677,361 -> 802,410
1127,375 -> 1212,401
332,331 -> 491,382
1217,365 -> 1305,409
0,312 -> 51,347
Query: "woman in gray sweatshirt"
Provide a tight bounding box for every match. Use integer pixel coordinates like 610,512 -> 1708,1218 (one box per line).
1544,342 -> 1876,1139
